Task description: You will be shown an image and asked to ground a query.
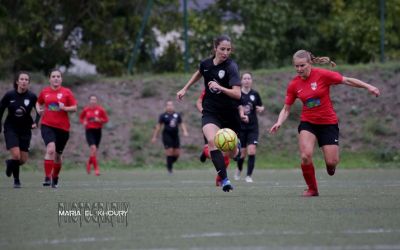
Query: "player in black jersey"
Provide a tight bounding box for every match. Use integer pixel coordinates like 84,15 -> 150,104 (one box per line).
177,35 -> 241,192
235,72 -> 264,183
151,101 -> 188,173
0,72 -> 40,188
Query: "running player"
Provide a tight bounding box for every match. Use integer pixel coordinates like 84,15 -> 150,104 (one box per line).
177,35 -> 241,192
236,72 -> 264,183
151,101 -> 188,173
196,89 -> 230,186
79,95 -> 109,176
269,50 -> 380,197
36,69 -> 77,188
0,71 -> 40,188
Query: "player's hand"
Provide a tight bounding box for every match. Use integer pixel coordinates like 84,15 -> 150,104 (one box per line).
241,115 -> 249,123
269,123 -> 281,134
184,131 -> 189,137
256,106 -> 264,113
32,123 -> 37,129
37,106 -> 44,115
208,81 -> 222,93
151,137 -> 156,143
94,117 -> 101,122
58,102 -> 65,110
177,88 -> 186,100
368,86 -> 380,97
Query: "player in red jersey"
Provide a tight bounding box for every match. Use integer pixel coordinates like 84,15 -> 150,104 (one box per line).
79,95 -> 109,176
196,89 -> 230,186
36,69 -> 77,188
269,50 -> 380,197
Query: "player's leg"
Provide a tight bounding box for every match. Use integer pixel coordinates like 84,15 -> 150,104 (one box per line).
199,136 -> 208,162
4,128 -> 19,178
319,124 -> 340,176
51,129 -> 70,188
245,144 -> 257,183
165,148 -> 174,173
245,129 -> 259,183
235,130 -> 247,180
8,147 -> 21,187
41,125 -> 56,186
203,123 -> 232,192
298,124 -> 318,196
92,129 -> 102,176
85,129 -> 93,174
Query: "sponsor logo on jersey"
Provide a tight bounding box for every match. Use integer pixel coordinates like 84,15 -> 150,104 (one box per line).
218,70 -> 225,79
305,98 -> 321,108
24,99 -> 30,106
310,82 -> 317,91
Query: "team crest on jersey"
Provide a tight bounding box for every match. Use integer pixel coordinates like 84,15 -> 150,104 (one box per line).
310,82 -> 317,91
95,110 -> 99,115
250,95 -> 255,101
24,99 -> 30,106
173,113 -> 178,118
57,93 -> 63,99
218,70 -> 225,79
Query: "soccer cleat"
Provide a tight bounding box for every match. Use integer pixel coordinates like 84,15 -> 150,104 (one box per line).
245,176 -> 253,183
222,178 -> 233,192
51,177 -> 59,188
43,177 -> 51,186
5,160 -> 12,177
302,189 -> 319,197
326,165 -> 336,176
13,179 -> 21,188
234,169 -> 241,180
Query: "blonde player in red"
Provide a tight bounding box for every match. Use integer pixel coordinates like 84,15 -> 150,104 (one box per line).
36,69 -> 77,188
79,95 -> 109,176
270,50 -> 380,197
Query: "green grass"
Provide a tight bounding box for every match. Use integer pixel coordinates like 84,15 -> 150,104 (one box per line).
1,169 -> 400,249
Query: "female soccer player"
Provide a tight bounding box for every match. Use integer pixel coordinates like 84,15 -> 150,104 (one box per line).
36,69 -> 77,188
151,101 -> 188,173
79,95 -> 109,176
177,35 -> 241,192
196,89 -> 230,186
236,72 -> 264,183
0,71 -> 40,188
269,50 -> 380,197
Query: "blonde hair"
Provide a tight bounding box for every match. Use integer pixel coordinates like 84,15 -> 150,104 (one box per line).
293,50 -> 336,67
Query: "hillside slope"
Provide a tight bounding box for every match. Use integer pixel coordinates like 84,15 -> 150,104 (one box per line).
0,63 -> 399,168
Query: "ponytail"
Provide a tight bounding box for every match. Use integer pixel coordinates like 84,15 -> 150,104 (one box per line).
293,50 -> 336,67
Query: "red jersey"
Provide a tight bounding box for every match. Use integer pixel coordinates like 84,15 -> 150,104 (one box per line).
285,67 -> 343,124
79,105 -> 109,129
37,86 -> 77,131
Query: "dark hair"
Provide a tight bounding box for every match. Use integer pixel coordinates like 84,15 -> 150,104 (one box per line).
14,71 -> 30,90
293,50 -> 336,67
48,68 -> 62,77
211,35 -> 232,56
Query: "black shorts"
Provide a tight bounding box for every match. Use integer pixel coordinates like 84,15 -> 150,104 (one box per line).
202,110 -> 241,135
239,128 -> 259,147
298,121 -> 339,147
162,132 -> 180,149
3,126 -> 32,152
41,125 -> 70,154
85,129 -> 102,147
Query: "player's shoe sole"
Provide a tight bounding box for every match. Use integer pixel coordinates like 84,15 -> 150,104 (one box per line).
43,177 -> 51,186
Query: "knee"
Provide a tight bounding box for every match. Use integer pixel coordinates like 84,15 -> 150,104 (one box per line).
326,158 -> 339,168
300,152 -> 313,165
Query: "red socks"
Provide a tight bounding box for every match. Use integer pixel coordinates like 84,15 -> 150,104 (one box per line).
44,160 -> 53,178
301,163 -> 318,192
52,162 -> 62,178
87,156 -> 100,175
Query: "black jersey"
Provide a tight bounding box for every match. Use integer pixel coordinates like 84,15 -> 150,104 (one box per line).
199,57 -> 241,113
0,89 -> 39,131
240,89 -> 263,129
159,112 -> 182,135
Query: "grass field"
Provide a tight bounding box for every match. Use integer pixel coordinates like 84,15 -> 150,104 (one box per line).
1,168 -> 400,250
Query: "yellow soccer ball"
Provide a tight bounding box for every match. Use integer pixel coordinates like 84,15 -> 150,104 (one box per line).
214,128 -> 238,152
